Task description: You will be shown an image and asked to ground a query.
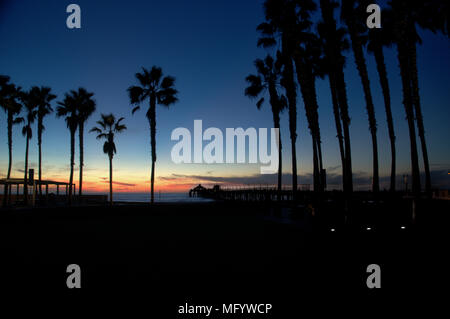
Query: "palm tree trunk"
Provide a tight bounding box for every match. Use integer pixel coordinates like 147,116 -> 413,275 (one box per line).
317,134 -> 324,191
69,129 -> 75,205
350,33 -> 379,192
7,111 -> 13,179
335,68 -> 353,193
38,117 -> 43,197
328,75 -> 346,189
397,42 -> 421,195
109,155 -> 113,206
409,41 -> 431,194
312,137 -> 320,192
149,97 -> 157,204
294,57 -> 319,193
79,121 -> 84,196
3,112 -> 13,206
282,49 -> 298,199
374,45 -> 396,191
24,127 -> 30,205
273,112 -> 282,201
309,75 -> 324,192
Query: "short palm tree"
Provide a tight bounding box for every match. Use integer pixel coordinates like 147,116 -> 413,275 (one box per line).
90,114 -> 127,205
245,53 -> 287,200
73,88 -> 96,196
35,87 -> 56,196
20,88 -> 39,205
56,94 -> 78,205
128,66 -> 178,203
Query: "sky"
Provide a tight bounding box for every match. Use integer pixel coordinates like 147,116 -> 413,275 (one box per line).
0,0 -> 449,193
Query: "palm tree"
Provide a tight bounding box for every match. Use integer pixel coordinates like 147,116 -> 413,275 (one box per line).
0,76 -> 23,180
389,0 -> 448,195
90,114 -> 127,205
73,88 -> 96,197
245,53 -> 287,200
128,66 -> 178,203
257,0 -> 299,198
20,88 -> 39,205
0,76 -> 23,206
403,0 -> 449,195
288,0 -> 326,192
368,22 -> 397,191
56,93 -> 78,205
341,0 -> 379,193
318,0 -> 353,193
35,87 -> 56,196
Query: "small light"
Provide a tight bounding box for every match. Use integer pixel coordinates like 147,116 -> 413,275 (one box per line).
330,228 -> 335,232
401,226 -> 406,230
366,227 -> 371,231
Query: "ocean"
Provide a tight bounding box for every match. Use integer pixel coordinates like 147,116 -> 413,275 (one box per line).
111,192 -> 214,203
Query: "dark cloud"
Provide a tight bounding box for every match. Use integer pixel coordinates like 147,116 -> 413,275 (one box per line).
159,169 -> 450,190
101,180 -> 136,187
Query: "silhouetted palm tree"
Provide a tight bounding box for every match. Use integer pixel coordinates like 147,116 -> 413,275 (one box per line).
341,0 -> 379,192
368,21 -> 397,191
245,53 -> 287,200
0,76 -> 23,206
288,0 -> 326,192
390,0 -> 448,195
258,0 -> 299,198
35,87 -> 56,196
56,93 -> 78,205
73,88 -> 96,196
20,88 -> 39,205
0,76 -> 23,180
404,0 -> 449,194
318,0 -> 353,193
128,66 -> 178,203
90,114 -> 127,205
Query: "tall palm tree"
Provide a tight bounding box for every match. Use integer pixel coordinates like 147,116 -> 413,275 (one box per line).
0,76 -> 23,206
390,0 -> 448,195
341,0 -> 379,192
258,0 -> 299,198
90,114 -> 127,206
35,87 -> 56,196
20,88 -> 39,205
389,0 -> 422,195
318,0 -> 353,193
0,76 -> 23,180
288,0 -> 326,192
56,94 -> 78,205
128,66 -> 178,203
73,88 -> 96,197
245,53 -> 287,200
368,23 -> 397,191
404,0 -> 449,194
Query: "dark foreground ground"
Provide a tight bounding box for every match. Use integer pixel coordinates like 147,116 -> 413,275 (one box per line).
1,199 -> 448,316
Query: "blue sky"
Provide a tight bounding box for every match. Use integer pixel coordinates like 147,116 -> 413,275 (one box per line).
0,0 -> 449,192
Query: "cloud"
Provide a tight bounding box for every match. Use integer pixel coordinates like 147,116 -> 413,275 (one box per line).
99,178 -> 136,187
158,169 -> 450,190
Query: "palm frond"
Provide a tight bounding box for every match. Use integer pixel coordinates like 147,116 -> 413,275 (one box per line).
89,127 -> 102,134
149,66 -> 163,86
160,76 -> 176,89
256,97 -> 265,109
128,86 -> 145,104
132,106 -> 140,114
